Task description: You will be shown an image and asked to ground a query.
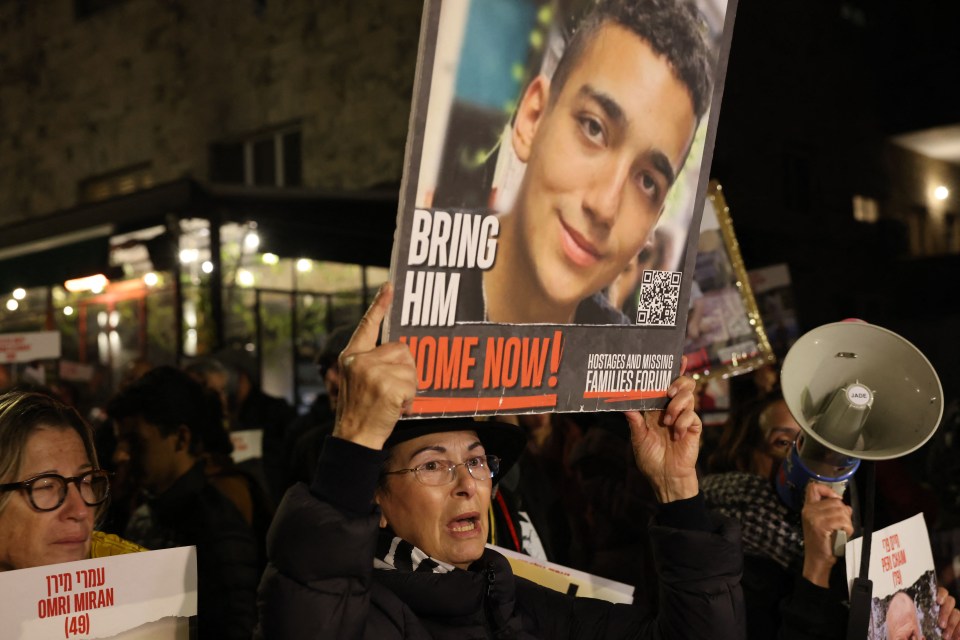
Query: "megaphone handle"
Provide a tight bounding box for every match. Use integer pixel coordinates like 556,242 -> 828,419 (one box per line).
832,529 -> 847,557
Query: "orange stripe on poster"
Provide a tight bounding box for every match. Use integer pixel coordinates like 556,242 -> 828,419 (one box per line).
412,395 -> 558,414
582,390 -> 669,403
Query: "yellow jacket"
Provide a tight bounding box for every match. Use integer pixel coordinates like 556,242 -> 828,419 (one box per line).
89,531 -> 147,558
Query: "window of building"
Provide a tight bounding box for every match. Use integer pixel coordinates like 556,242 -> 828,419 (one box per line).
852,194 -> 879,223
210,126 -> 302,188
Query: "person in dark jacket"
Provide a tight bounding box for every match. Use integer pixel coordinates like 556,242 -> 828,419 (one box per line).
187,352 -> 295,502
255,283 -> 744,639
280,323 -> 354,491
109,366 -> 260,640
703,389 -> 960,640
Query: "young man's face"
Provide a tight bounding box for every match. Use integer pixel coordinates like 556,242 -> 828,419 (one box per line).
511,22 -> 697,313
114,416 -> 182,495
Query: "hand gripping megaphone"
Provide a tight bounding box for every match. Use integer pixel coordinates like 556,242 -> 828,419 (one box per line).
776,321 -> 944,553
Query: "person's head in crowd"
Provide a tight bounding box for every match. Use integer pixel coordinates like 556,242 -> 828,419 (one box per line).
184,357 -> 232,418
120,357 -> 154,390
375,418 -> 525,569
316,325 -> 355,413
0,391 -> 110,570
108,366 -> 213,495
886,591 -> 925,640
707,387 -> 801,483
486,0 -> 714,323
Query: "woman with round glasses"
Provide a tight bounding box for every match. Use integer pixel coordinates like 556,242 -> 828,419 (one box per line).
256,285 -> 744,639
0,390 -> 140,571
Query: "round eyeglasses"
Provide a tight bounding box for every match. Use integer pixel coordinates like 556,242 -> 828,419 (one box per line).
382,455 -> 501,486
0,470 -> 112,512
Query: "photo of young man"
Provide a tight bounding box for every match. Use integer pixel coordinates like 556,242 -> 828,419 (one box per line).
456,0 -> 716,324
385,0 -> 734,415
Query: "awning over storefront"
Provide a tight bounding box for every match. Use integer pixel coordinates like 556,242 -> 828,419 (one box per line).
0,179 -> 399,292
207,183 -> 398,266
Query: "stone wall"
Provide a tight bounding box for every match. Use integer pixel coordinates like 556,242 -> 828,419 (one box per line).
0,0 -> 423,222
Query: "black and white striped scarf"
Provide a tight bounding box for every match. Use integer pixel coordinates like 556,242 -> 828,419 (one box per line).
374,528 -> 456,574
702,471 -> 805,571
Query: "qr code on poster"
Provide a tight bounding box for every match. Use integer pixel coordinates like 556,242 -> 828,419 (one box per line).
635,270 -> 682,326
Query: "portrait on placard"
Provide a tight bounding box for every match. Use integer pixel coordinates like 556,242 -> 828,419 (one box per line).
386,0 -> 739,416
847,514 -> 943,640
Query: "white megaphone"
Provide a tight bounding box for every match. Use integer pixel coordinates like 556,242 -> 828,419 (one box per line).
776,321 -> 944,553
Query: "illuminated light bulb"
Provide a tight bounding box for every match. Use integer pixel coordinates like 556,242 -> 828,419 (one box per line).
65,274 -> 109,293
12,288 -> 26,300
143,272 -> 159,287
237,269 -> 255,287
296,258 -> 312,273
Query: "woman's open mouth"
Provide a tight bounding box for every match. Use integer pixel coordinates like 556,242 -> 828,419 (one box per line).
447,513 -> 481,536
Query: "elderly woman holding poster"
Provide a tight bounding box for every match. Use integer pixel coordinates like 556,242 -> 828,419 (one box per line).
255,285 -> 744,639
0,390 -> 141,572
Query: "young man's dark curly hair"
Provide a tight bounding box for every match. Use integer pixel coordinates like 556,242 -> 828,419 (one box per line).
549,0 -> 715,120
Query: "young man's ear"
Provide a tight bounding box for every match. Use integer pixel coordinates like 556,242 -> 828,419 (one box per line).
512,75 -> 550,163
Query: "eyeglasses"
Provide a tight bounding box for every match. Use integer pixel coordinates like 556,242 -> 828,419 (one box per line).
0,470 -> 112,512
382,455 -> 501,486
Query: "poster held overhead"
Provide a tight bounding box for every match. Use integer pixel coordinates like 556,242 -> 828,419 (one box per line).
386,0 -> 740,417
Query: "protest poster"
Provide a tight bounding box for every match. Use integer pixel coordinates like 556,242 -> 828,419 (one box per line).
385,0 -> 739,416
0,331 -> 61,363
490,544 -> 635,604
846,513 -> 942,640
229,429 -> 264,464
0,545 -> 197,639
682,181 -> 774,380
747,262 -> 801,361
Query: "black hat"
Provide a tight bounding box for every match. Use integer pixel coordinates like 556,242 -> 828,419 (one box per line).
385,417 -> 527,482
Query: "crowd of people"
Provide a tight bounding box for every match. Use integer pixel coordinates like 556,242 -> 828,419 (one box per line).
0,284 -> 958,639
1,0 -> 959,634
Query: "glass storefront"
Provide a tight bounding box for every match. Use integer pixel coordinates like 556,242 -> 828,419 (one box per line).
0,217 -> 389,413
